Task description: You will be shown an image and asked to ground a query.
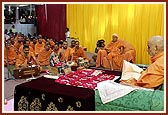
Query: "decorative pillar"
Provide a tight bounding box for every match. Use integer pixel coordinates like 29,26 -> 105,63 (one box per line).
8,5 -> 11,12
30,4 -> 32,16
15,6 -> 19,23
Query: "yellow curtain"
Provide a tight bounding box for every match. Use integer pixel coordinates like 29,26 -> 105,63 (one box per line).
66,4 -> 164,64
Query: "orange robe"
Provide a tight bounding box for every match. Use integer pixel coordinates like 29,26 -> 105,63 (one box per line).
42,38 -> 46,43
96,39 -> 136,70
14,34 -> 18,41
60,47 -> 73,62
37,48 -> 52,66
15,52 -> 36,69
14,41 -> 22,53
72,47 -> 90,62
30,42 -> 36,50
49,40 -> 55,47
34,42 -> 45,56
54,48 -> 61,55
4,46 -> 18,65
137,52 -> 164,88
19,45 -> 34,54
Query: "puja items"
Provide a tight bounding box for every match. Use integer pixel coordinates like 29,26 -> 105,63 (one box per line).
78,57 -> 89,68
64,67 -> 72,75
78,57 -> 84,67
54,62 -> 72,75
83,60 -> 89,68
48,66 -> 58,75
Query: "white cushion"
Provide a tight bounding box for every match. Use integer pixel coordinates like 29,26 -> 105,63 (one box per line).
121,60 -> 143,80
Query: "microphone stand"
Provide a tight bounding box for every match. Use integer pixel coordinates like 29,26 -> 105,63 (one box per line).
26,61 -> 36,81
4,41 -> 15,81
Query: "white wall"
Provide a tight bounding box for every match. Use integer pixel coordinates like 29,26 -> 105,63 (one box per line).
4,24 -> 37,36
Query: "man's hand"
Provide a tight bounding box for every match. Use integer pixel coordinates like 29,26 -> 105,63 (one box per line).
120,78 -> 138,86
120,46 -> 124,54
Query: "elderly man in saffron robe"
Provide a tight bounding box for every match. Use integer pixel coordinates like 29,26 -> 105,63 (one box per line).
121,35 -> 164,89
96,33 -> 136,70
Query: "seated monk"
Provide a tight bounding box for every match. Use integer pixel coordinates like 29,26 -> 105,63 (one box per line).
44,37 -> 55,49
49,38 -> 55,49
14,35 -> 23,54
4,39 -> 18,65
37,43 -> 52,66
52,42 -> 61,55
15,45 -> 40,69
30,36 -> 37,50
72,40 -> 91,64
120,35 -> 164,89
58,40 -> 63,49
92,39 -> 105,62
50,42 -> 61,66
19,37 -> 34,54
9,34 -> 18,54
95,39 -> 105,53
96,33 -> 136,70
70,39 -> 76,48
35,35 -> 45,57
59,41 -> 73,62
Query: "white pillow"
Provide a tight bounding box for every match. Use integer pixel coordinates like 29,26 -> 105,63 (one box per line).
121,60 -> 143,80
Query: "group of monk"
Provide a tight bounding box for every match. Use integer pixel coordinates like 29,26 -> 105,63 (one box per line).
4,32 -> 90,70
4,31 -> 164,89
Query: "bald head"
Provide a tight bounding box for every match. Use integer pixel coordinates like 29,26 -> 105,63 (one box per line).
147,36 -> 164,57
38,34 -> 42,38
112,33 -> 118,42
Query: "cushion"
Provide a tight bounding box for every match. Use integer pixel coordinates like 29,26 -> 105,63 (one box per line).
121,60 -> 143,80
150,90 -> 164,111
95,89 -> 155,111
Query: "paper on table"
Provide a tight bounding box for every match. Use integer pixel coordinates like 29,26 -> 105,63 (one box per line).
94,76 -> 120,90
97,80 -> 137,104
43,75 -> 59,79
91,70 -> 102,76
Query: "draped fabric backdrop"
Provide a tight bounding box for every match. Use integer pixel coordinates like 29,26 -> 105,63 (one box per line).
66,4 -> 164,64
36,4 -> 66,41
